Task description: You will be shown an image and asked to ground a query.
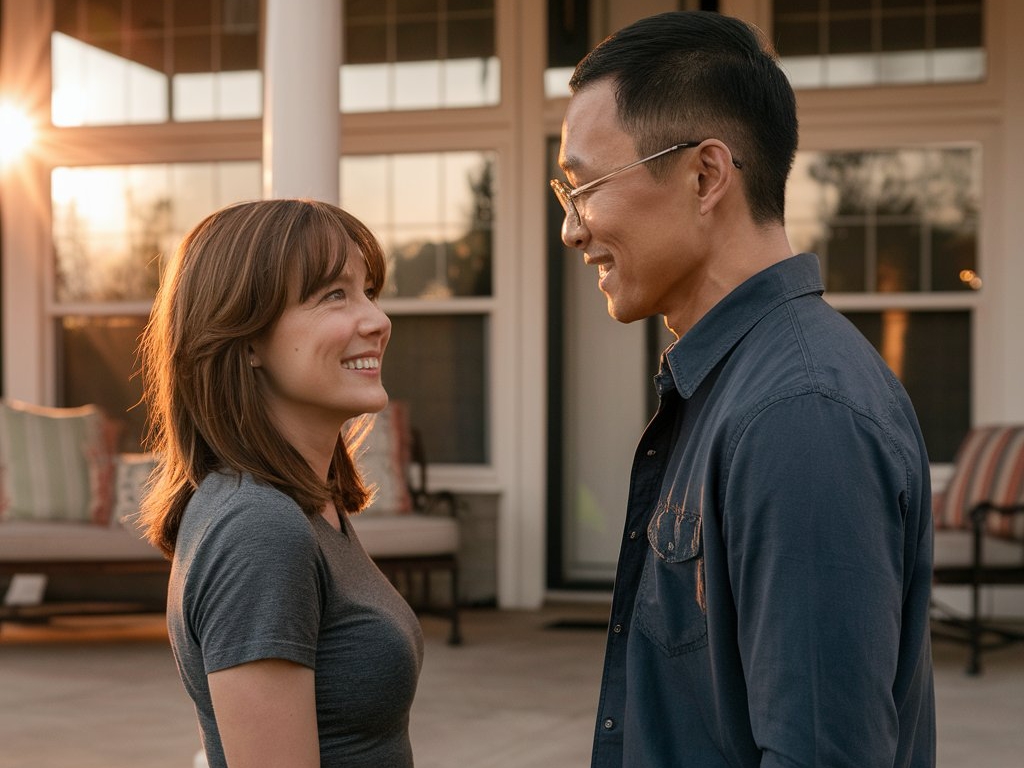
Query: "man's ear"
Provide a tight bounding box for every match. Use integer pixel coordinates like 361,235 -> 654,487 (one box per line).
695,140 -> 738,215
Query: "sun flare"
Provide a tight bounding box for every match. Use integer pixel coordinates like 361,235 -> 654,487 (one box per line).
0,101 -> 36,167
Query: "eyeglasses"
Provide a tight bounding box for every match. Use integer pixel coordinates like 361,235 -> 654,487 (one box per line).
550,141 -> 742,228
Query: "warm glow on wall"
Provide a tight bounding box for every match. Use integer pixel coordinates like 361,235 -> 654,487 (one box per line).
0,101 -> 36,168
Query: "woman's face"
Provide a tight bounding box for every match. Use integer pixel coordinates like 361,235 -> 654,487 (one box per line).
250,241 -> 391,441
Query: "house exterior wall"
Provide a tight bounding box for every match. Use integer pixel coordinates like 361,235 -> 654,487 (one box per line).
1,0 -> 1021,609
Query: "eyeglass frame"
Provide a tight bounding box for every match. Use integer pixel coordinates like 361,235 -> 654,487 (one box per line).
550,140 -> 743,228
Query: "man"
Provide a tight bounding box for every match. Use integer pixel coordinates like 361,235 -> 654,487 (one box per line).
552,11 -> 935,768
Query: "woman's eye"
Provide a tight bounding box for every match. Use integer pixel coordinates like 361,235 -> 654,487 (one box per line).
364,286 -> 378,301
324,288 -> 346,301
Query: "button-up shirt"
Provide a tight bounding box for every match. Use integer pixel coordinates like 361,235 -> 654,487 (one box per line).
592,253 -> 935,768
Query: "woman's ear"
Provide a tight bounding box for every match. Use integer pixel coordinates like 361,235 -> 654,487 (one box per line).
695,140 -> 738,216
248,344 -> 262,369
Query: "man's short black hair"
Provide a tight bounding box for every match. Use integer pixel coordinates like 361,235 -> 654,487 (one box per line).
570,11 -> 798,225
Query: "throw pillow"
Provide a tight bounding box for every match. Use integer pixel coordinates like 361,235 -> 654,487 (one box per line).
113,452 -> 158,527
937,425 -> 1024,540
0,400 -> 117,525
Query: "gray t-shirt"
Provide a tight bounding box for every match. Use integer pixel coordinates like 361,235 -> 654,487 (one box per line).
167,471 -> 423,767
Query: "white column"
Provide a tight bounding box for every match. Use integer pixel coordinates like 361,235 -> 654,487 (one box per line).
0,0 -> 53,403
498,0 -> 548,609
263,0 -> 340,203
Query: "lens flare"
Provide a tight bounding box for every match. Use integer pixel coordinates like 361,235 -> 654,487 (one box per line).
0,102 -> 36,168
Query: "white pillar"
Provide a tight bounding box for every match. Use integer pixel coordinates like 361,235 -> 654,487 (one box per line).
263,0 -> 340,203
1,0 -> 53,403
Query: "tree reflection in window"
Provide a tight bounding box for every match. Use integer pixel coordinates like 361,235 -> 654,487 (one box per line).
788,147 -> 980,294
342,151 -> 494,299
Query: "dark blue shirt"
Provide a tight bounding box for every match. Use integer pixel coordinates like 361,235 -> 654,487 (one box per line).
591,254 -> 935,768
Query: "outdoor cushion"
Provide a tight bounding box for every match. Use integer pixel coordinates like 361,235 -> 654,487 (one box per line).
0,401 -> 116,525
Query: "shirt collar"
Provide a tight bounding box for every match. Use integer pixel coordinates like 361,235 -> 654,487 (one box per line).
655,253 -> 825,399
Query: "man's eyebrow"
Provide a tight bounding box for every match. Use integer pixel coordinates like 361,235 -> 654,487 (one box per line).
558,154 -> 585,176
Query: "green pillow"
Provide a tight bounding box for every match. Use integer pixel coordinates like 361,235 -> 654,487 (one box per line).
0,401 -> 116,525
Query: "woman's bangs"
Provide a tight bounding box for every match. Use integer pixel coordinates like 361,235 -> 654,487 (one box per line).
293,214 -> 350,302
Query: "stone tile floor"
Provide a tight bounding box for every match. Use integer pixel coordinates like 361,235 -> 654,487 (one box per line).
0,602 -> 1021,767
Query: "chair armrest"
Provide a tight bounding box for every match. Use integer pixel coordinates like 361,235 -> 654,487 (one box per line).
969,502 -> 1024,569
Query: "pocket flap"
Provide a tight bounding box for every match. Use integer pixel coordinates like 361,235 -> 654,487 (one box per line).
647,504 -> 702,563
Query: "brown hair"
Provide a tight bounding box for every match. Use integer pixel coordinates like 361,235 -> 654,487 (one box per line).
139,199 -> 388,557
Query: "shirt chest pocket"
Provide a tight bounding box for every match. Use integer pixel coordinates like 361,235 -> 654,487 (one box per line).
634,505 -> 708,656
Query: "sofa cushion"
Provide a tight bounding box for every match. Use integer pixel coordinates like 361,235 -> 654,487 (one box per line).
349,514 -> 458,559
355,402 -> 414,516
0,520 -> 164,562
0,401 -> 117,525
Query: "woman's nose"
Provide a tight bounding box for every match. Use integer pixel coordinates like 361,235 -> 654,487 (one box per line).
362,300 -> 391,337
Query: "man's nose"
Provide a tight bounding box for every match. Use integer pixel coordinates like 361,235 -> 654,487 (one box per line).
560,212 -> 589,251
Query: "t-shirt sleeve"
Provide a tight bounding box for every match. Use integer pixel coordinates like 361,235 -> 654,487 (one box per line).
183,486 -> 322,675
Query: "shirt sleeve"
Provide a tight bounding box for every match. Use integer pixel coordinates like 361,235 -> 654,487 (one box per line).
724,393 -> 908,767
183,484 -> 323,675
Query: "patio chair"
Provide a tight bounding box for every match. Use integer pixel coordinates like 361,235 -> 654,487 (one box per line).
931,425 -> 1024,674
349,401 -> 463,645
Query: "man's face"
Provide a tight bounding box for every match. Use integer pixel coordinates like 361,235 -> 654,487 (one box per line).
557,79 -> 706,330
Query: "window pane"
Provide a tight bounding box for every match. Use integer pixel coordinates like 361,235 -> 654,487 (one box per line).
773,0 -> 985,88
52,0 -> 262,126
825,223 -> 867,291
829,18 -> 873,55
935,9 -> 983,48
774,18 -> 820,57
881,13 -> 927,52
383,315 -> 487,464
341,0 -> 499,111
877,222 -> 921,291
341,151 -> 494,298
59,316 -> 148,452
51,162 -> 261,302
786,147 -> 980,294
844,311 -> 970,462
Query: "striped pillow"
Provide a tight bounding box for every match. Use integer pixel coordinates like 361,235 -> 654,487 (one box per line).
935,425 -> 1024,541
0,401 -> 117,525
112,452 -> 157,527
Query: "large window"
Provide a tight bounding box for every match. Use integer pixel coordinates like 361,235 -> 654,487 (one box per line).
786,146 -> 980,460
773,0 -> 985,89
52,0 -> 262,125
342,0 -> 499,112
50,154 -> 495,464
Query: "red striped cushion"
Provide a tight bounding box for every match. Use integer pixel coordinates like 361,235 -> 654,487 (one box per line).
353,401 -> 414,516
935,426 -> 1024,540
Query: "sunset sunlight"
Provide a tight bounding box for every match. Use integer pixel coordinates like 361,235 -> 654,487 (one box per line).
0,100 -> 35,168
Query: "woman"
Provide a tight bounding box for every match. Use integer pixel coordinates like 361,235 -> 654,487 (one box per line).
140,199 -> 422,768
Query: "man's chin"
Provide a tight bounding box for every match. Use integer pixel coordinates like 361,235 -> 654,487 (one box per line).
606,299 -> 644,325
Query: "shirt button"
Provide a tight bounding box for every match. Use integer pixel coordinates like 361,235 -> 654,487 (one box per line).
603,718 -> 615,730
612,623 -> 623,634
628,530 -> 638,540
646,449 -> 657,456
